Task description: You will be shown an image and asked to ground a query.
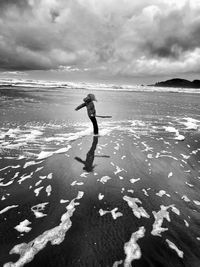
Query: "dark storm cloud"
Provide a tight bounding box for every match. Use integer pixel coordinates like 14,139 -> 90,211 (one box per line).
1,0 -> 200,76
141,7 -> 200,60
0,0 -> 28,8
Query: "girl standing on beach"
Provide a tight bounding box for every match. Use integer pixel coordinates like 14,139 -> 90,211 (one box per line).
75,93 -> 99,135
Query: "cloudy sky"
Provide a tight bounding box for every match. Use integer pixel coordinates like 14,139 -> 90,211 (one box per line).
0,0 -> 200,84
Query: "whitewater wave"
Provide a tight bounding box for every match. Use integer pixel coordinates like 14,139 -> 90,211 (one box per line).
1,78 -> 200,94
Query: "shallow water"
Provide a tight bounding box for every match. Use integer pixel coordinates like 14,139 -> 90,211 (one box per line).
0,87 -> 200,267
1,87 -> 200,158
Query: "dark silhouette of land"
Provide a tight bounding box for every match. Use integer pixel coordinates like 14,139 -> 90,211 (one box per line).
149,78 -> 200,88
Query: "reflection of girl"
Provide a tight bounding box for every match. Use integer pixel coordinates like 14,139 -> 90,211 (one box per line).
75,136 -> 110,172
75,94 -> 99,135
75,136 -> 98,172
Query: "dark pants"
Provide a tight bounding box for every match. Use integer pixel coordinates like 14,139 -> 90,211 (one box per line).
90,116 -> 98,135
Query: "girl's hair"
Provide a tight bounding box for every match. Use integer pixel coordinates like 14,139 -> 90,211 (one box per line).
84,94 -> 97,102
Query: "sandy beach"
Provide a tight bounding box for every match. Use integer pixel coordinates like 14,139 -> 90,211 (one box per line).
0,87 -> 200,267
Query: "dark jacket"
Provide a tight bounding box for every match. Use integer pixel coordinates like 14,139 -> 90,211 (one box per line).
75,96 -> 96,118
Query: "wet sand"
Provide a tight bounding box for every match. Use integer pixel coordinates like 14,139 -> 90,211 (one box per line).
1,128 -> 200,267
0,87 -> 200,266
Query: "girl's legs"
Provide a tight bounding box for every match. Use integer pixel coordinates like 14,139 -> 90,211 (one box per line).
90,116 -> 99,135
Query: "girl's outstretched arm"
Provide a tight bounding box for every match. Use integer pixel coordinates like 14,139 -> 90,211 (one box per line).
75,103 -> 86,111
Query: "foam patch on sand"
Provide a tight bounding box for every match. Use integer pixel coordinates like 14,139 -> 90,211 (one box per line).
80,172 -> 89,178
142,189 -> 149,196
124,226 -> 146,267
60,199 -> 69,204
39,173 -> 53,180
184,220 -> 190,227
54,146 -> 72,154
99,208 -> 123,220
130,178 -> 141,184
156,190 -> 171,198
37,151 -> 53,160
4,191 -> 84,267
14,220 -> 32,233
141,141 -> 153,152
0,180 -> 14,187
0,166 -> 11,172
185,182 -> 194,187
0,165 -> 21,172
171,206 -> 180,216
0,205 -> 18,214
193,200 -> 200,206
163,126 -> 185,141
178,117 -> 199,130
168,172 -> 173,178
37,145 -> 71,160
151,205 -> 170,236
123,196 -> 150,219
0,128 -> 43,152
0,125 -> 90,159
34,186 -> 44,197
18,173 -> 34,184
31,203 -> 49,218
71,181 -> 84,186
98,176 -> 112,184
112,260 -> 123,267
35,180 -> 42,187
175,134 -> 185,140
164,126 -> 179,134
46,185 -> 52,196
59,127 -> 92,141
98,193 -> 104,200
166,239 -> 184,258
114,166 -> 125,175
12,172 -> 20,180
35,166 -> 44,173
181,195 -> 190,202
181,154 -> 190,160
156,153 -> 178,160
99,128 -> 112,136
151,205 -> 180,237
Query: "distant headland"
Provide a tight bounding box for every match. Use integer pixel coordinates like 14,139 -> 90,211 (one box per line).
149,78 -> 200,88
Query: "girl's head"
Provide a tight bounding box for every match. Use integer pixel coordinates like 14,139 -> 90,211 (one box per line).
83,93 -> 97,102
